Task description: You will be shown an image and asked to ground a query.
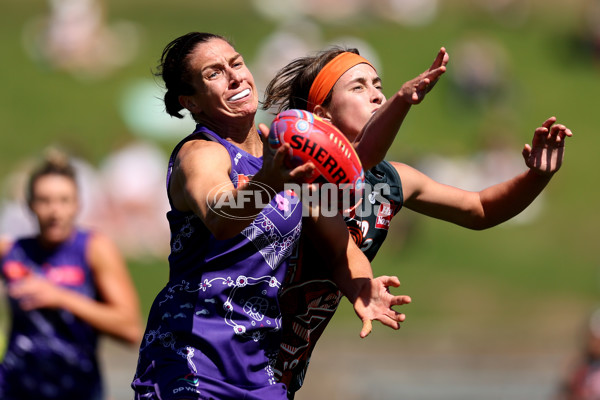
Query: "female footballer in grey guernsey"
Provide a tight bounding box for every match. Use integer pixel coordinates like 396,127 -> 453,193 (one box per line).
131,32 -> 411,400
263,46 -> 572,398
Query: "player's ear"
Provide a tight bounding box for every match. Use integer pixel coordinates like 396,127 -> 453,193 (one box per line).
179,95 -> 201,114
313,105 -> 331,121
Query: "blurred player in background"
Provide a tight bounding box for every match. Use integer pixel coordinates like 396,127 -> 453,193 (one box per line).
556,308 -> 600,400
0,148 -> 142,400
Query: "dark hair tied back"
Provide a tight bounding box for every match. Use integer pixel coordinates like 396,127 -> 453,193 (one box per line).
156,32 -> 228,119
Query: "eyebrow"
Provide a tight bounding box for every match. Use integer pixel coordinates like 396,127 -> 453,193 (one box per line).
201,53 -> 243,73
345,75 -> 382,86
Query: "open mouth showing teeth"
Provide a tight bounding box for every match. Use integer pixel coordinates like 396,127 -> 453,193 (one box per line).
229,89 -> 250,101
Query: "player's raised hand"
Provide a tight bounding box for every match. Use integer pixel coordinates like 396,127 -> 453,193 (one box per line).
522,116 -> 573,176
398,47 -> 449,104
352,275 -> 412,338
257,122 -> 315,190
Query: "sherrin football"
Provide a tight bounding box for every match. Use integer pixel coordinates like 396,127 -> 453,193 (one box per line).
268,109 -> 365,190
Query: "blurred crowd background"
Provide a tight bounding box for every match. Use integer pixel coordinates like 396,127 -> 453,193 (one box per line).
1,0 -> 599,399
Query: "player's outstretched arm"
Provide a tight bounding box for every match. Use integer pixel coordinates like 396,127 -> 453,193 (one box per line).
305,212 -> 411,338
398,116 -> 573,230
355,47 -> 449,170
170,124 -> 315,240
7,232 -> 143,345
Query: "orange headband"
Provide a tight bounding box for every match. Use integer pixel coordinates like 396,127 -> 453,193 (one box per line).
307,52 -> 375,113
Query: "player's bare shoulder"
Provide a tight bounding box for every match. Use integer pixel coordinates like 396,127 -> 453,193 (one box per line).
169,136 -> 234,213
175,138 -> 230,172
86,230 -> 124,272
0,236 -> 14,258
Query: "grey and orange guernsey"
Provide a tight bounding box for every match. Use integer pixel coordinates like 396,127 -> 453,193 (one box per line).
276,160 -> 403,399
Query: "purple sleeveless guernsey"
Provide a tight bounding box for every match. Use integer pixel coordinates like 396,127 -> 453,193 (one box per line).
132,126 -> 303,400
0,230 -> 102,400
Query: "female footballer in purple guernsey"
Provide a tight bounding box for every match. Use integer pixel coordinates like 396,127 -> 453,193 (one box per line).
131,32 -> 411,400
0,150 -> 142,400
263,46 -> 572,398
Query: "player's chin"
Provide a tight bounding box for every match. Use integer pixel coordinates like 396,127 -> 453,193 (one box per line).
236,105 -> 258,118
226,101 -> 258,118
43,230 -> 71,245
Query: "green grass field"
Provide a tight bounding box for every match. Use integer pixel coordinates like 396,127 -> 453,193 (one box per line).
1,0 -> 598,368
